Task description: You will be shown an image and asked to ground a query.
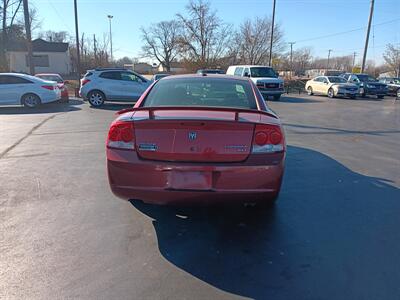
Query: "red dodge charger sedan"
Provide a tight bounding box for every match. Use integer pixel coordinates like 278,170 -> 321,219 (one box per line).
106,74 -> 286,205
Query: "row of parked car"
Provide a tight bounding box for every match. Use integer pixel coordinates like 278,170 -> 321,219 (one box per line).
305,73 -> 400,99
79,65 -> 286,107
1,66 -> 398,108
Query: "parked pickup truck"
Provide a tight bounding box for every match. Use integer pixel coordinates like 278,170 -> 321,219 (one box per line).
226,65 -> 284,101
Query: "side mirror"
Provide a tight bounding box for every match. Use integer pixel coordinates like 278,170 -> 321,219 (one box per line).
244,72 -> 250,77
64,80 -> 69,84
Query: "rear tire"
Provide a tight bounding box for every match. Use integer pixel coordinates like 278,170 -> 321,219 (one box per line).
350,95 -> 356,99
273,95 -> 281,101
307,86 -> 313,96
327,88 -> 335,98
88,90 -> 105,107
22,93 -> 41,108
377,95 -> 384,99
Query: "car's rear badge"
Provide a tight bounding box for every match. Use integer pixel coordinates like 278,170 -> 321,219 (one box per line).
138,143 -> 158,151
188,132 -> 197,140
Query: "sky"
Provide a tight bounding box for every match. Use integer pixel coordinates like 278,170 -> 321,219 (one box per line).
31,0 -> 400,65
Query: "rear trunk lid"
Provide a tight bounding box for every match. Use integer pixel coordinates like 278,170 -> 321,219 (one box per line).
132,108 -> 263,163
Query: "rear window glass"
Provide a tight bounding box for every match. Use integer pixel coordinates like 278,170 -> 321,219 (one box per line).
143,78 -> 257,109
100,71 -> 121,80
37,75 -> 63,83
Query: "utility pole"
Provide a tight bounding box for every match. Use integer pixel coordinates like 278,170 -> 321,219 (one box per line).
361,0 -> 374,73
289,42 -> 295,78
22,0 -> 34,75
327,49 -> 333,71
269,0 -> 276,66
74,0 -> 81,82
93,34 -> 97,65
108,15 -> 113,63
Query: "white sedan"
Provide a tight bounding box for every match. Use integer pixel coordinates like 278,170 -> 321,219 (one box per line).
0,73 -> 61,108
305,76 -> 359,99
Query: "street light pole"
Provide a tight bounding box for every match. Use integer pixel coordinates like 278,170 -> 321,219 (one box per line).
269,0 -> 276,66
108,15 -> 113,63
361,0 -> 374,73
327,49 -> 333,71
74,0 -> 81,82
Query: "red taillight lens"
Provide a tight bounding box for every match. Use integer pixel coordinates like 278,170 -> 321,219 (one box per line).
42,85 -> 55,90
107,120 -> 135,150
255,131 -> 268,146
81,79 -> 91,86
252,124 -> 284,153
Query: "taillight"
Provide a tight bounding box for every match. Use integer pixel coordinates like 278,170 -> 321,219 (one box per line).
42,85 -> 55,90
252,124 -> 284,153
81,78 -> 91,86
107,120 -> 135,150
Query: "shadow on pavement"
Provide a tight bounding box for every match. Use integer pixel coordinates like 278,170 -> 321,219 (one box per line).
0,99 -> 84,115
283,123 -> 400,136
277,95 -> 323,103
131,145 -> 400,300
91,102 -> 135,111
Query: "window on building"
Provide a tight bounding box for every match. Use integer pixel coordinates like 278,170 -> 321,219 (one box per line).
26,55 -> 50,67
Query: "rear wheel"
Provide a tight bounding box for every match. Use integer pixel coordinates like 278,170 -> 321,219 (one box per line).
307,86 -> 313,96
22,93 -> 41,108
327,88 -> 335,98
377,95 -> 384,99
273,95 -> 281,101
88,90 -> 105,107
350,95 -> 356,99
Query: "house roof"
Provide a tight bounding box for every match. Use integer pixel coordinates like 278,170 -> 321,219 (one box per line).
6,38 -> 69,52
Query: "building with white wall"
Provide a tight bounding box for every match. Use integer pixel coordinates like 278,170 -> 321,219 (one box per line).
6,39 -> 71,75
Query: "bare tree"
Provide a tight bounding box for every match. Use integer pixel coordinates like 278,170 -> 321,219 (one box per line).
1,0 -> 23,70
141,20 -> 180,72
38,30 -> 69,42
234,16 -> 284,66
383,43 -> 400,77
177,0 -> 232,68
69,32 -> 110,73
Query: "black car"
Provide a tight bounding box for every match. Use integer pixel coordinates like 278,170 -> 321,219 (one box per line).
340,73 -> 388,99
379,77 -> 400,98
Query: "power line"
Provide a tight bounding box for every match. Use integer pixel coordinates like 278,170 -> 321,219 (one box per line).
47,0 -> 74,32
295,17 -> 400,44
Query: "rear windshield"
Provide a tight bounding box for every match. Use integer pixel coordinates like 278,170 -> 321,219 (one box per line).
250,67 -> 277,78
143,78 -> 257,109
37,75 -> 63,83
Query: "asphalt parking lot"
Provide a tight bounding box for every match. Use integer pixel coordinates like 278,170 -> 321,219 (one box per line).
1,94 -> 400,300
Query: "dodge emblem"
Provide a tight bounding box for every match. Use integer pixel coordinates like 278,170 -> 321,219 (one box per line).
188,132 -> 197,140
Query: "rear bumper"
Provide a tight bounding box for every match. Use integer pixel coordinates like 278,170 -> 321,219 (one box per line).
107,149 -> 285,205
41,92 -> 61,104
